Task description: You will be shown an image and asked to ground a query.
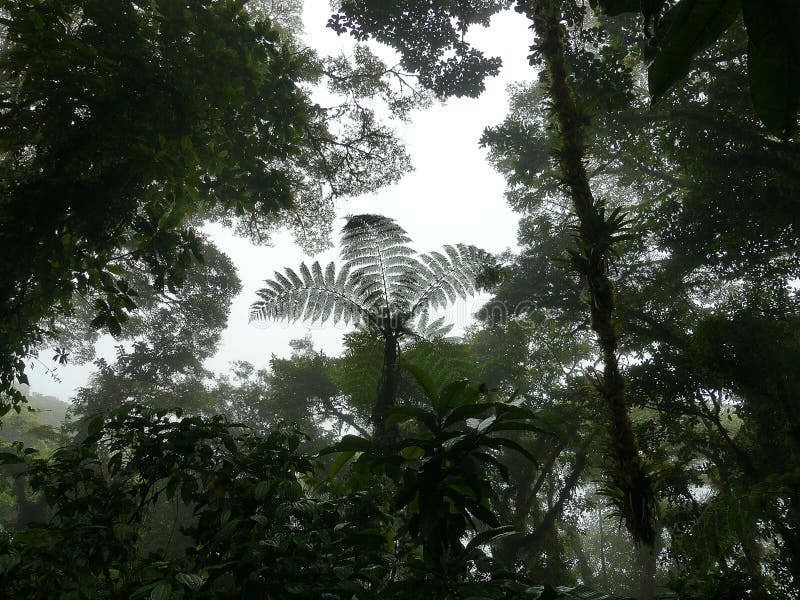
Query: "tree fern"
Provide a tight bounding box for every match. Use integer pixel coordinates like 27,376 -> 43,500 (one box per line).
250,214 -> 491,441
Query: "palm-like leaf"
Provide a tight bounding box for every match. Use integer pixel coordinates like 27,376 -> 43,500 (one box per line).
249,260 -> 374,327
250,214 -> 490,339
409,243 -> 488,319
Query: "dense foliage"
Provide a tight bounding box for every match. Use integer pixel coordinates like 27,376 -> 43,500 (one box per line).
0,384 -> 630,599
0,0 -> 798,598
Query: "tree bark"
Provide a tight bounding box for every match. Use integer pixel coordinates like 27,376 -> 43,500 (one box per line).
522,0 -> 657,549
635,527 -> 661,600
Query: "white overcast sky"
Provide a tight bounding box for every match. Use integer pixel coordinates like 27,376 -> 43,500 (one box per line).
27,1 -> 536,401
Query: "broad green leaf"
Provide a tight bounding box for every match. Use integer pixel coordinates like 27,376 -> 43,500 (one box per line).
442,433 -> 468,450
254,480 -> 271,501
472,451 -> 510,483
464,525 -> 519,552
742,0 -> 800,138
494,403 -> 539,420
0,452 -> 24,465
150,583 -> 172,600
176,573 -> 204,591
488,422 -> 547,435
250,514 -> 270,526
328,450 -> 356,478
87,414 -> 104,435
445,481 -> 479,501
330,434 -> 374,453
443,402 -> 495,429
458,495 -> 501,527
438,379 -> 476,415
333,565 -> 354,579
648,0 -> 740,102
484,436 -> 538,464
385,405 -> 437,430
402,361 -> 440,409
477,415 -> 496,433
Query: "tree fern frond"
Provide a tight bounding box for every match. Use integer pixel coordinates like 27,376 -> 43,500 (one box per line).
340,214 -> 413,265
286,267 -> 303,289
272,270 -> 292,290
324,262 -> 336,287
409,244 -> 489,318
335,263 -> 351,289
419,315 -> 453,339
311,261 -> 324,285
299,262 -> 313,287
250,261 -> 373,327
252,216 -> 489,342
403,336 -> 476,391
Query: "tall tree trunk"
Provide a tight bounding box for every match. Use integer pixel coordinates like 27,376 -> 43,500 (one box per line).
525,435 -> 592,548
779,493 -> 800,586
567,524 -> 596,587
522,0 -> 657,549
598,505 -> 610,590
497,437 -> 589,567
635,526 -> 661,600
372,332 -> 399,444
4,465 -> 47,529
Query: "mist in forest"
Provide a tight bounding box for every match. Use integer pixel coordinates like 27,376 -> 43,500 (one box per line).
1,1 -> 798,599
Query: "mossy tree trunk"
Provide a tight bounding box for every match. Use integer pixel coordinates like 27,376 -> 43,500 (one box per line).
522,0 -> 657,549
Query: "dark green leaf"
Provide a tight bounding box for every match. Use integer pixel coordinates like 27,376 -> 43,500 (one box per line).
176,573 -> 204,591
438,379 -> 476,415
150,583 -> 172,600
484,436 -> 538,464
254,480 -> 271,501
443,403 -> 495,429
0,452 -> 24,465
385,405 -> 437,430
742,0 -> 800,138
488,421 -> 548,435
464,525 -> 519,552
403,362 -> 440,409
458,495 -> 501,527
472,451 -> 510,483
648,0 -> 740,102
324,434 -> 374,454
328,450 -> 356,478
87,414 -> 104,435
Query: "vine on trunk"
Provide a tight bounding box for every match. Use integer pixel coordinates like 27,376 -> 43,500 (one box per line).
522,0 -> 657,548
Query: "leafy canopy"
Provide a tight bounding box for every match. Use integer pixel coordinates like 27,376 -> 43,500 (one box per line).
0,0 -> 306,411
333,0 -> 800,138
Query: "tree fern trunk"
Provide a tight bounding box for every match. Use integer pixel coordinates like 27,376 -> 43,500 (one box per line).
523,0 -> 657,548
372,332 -> 400,445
